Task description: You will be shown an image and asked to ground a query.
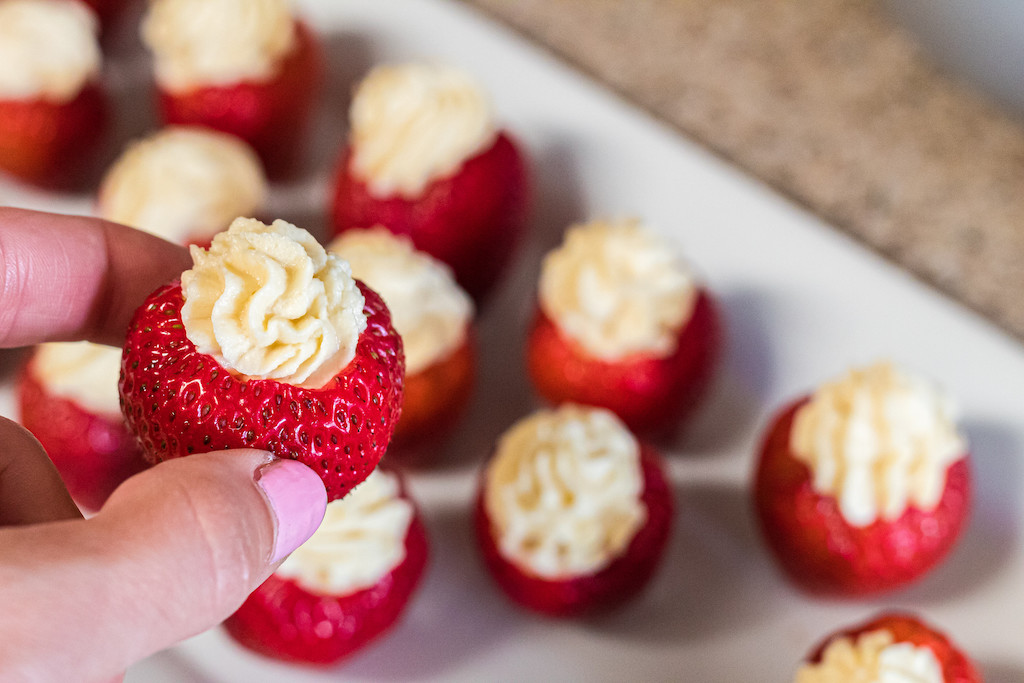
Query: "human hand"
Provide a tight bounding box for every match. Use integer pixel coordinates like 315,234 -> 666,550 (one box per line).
0,208 -> 328,681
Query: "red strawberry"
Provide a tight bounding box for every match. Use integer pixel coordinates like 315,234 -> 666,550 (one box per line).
754,399 -> 971,596
475,443 -> 673,617
18,347 -> 146,512
156,21 -> 322,180
801,613 -> 981,683
388,331 -> 476,464
0,83 -> 109,190
224,470 -> 429,666
526,289 -> 721,441
118,280 -> 404,501
329,132 -> 529,303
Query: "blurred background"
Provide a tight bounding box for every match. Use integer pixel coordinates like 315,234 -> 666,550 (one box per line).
466,0 -> 1024,339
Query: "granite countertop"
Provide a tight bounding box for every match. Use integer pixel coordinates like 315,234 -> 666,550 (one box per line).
464,0 -> 1024,341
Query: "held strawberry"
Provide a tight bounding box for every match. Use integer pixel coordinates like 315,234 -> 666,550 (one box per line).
19,343 -> 147,512
796,612 -> 981,683
143,0 -> 323,179
119,218 -> 404,501
475,405 -> 673,616
526,219 -> 721,440
754,363 -> 971,595
0,0 -> 110,190
329,63 -> 529,303
224,469 -> 428,665
329,228 -> 477,462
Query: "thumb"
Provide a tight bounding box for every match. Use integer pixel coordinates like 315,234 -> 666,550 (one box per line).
0,450 -> 326,682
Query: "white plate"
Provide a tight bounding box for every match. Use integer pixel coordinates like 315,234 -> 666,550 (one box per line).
2,1 -> 1022,680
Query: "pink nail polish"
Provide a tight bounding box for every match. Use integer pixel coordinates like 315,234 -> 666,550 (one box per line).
255,459 -> 327,564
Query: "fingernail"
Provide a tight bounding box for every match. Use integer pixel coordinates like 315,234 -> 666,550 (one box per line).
255,459 -> 327,564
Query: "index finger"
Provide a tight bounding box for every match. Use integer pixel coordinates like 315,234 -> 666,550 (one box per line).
0,207 -> 192,348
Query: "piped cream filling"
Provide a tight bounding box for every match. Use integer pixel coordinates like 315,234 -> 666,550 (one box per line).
31,341 -> 122,416
329,228 -> 472,375
795,629 -> 944,683
539,219 -> 697,360
181,218 -> 367,388
143,0 -> 297,91
791,362 -> 966,527
276,469 -> 414,595
98,127 -> 267,245
485,405 -> 646,579
0,0 -> 100,103
349,62 -> 497,199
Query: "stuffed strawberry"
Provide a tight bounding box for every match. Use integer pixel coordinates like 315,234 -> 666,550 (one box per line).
119,218 -> 404,501
0,0 -> 109,190
475,404 -> 673,617
98,126 -> 267,246
754,362 -> 971,596
525,219 -> 721,441
329,62 -> 529,303
142,0 -> 322,179
796,612 -> 980,683
18,342 -> 147,512
224,468 -> 428,665
329,228 -> 475,463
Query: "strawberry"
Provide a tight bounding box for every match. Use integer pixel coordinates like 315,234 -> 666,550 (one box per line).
329,133 -> 529,304
18,345 -> 146,512
476,439 -> 673,617
0,83 -> 109,190
754,399 -> 971,596
223,469 -> 429,666
526,288 -> 721,441
119,280 -> 404,501
388,332 -> 475,462
327,227 -> 477,465
155,21 -> 322,180
799,612 -> 981,683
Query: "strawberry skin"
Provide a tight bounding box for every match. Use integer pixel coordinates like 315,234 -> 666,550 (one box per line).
119,280 -> 404,501
754,400 -> 971,596
0,83 -> 109,190
526,289 -> 721,441
156,21 -> 322,179
475,444 -> 673,617
329,132 -> 529,303
387,331 -> 476,465
805,613 -> 981,683
18,353 -> 146,512
224,492 -> 429,666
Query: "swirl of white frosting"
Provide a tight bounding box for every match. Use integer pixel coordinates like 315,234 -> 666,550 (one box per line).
350,63 -> 497,199
795,629 -> 944,683
142,0 -> 296,91
276,469 -> 414,595
791,362 -> 966,528
0,0 -> 100,103
98,127 -> 267,245
180,218 -> 367,388
31,342 -> 122,416
329,228 -> 473,375
485,405 -> 646,579
539,219 -> 697,360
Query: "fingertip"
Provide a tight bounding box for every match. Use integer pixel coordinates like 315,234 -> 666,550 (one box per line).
254,458 -> 328,564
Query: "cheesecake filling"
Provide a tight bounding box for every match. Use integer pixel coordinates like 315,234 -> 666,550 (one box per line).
329,228 -> 472,375
181,218 -> 367,388
791,362 -> 966,527
485,405 -> 646,579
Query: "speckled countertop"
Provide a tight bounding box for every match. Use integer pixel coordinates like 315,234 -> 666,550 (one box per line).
464,0 -> 1024,340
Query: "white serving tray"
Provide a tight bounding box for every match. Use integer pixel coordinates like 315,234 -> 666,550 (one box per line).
2,1 -> 1022,680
